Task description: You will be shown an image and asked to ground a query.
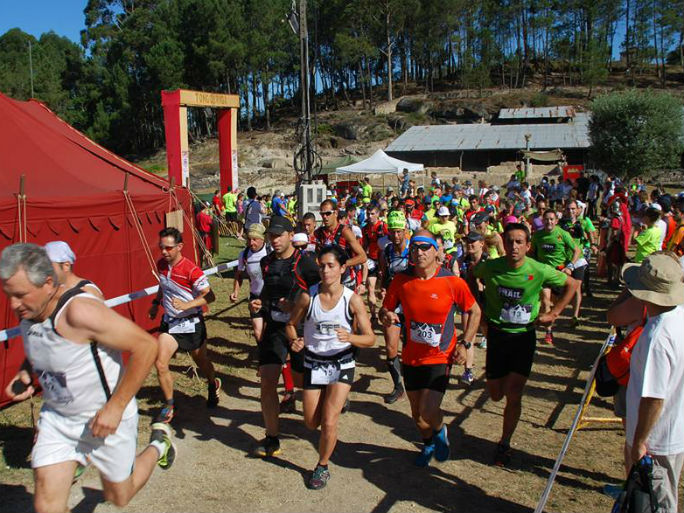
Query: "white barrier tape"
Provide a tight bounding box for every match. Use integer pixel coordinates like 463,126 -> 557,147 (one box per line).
0,259 -> 239,343
533,329 -> 616,513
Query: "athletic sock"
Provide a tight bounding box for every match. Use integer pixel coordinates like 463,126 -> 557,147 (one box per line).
149,440 -> 166,457
317,463 -> 328,470
165,398 -> 174,407
386,356 -> 402,387
282,362 -> 294,392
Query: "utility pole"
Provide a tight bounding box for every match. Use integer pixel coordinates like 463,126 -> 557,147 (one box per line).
28,40 -> 35,98
299,0 -> 312,184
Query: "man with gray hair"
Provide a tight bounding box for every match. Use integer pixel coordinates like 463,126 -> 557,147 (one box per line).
622,252 -> 684,512
1,243 -> 176,513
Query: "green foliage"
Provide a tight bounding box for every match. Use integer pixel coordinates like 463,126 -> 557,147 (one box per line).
530,92 -> 549,107
589,90 -> 684,179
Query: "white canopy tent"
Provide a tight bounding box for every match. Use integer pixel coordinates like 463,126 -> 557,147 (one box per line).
335,149 -> 424,174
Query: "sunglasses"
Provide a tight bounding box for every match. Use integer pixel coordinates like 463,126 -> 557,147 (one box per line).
320,211 -> 334,217
411,243 -> 434,252
159,244 -> 178,251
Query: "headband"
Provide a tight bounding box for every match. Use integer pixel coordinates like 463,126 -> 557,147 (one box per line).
410,235 -> 438,249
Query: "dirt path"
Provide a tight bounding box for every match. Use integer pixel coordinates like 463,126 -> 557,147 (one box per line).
1,277 -> 632,513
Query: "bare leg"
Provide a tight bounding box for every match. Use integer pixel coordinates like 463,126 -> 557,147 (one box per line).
156,334 -> 178,401
500,373 -> 528,445
251,317 -> 264,344
317,383 -> 351,465
34,461 -> 77,513
302,387 -> 324,430
407,389 -> 433,439
190,343 -> 216,383
100,446 -> 160,507
259,364 -> 282,436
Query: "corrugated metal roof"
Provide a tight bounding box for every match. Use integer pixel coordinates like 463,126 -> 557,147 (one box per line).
498,106 -> 577,119
386,113 -> 590,152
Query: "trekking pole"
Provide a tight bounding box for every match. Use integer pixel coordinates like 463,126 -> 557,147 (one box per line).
533,330 -> 615,513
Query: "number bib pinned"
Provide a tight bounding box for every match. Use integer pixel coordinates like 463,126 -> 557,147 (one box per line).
409,321 -> 443,347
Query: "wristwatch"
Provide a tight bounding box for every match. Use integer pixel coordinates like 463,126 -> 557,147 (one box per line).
459,340 -> 472,350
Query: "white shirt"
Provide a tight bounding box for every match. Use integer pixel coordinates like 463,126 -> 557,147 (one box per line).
627,305 -> 684,455
655,219 -> 667,248
238,245 -> 269,295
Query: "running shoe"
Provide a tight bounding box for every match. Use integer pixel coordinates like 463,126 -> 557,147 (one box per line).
414,442 -> 435,467
383,384 -> 405,404
154,404 -> 175,424
477,336 -> 487,350
72,463 -> 86,484
544,330 -> 554,345
253,436 -> 281,458
207,377 -> 221,408
433,425 -> 450,462
460,368 -> 474,386
493,442 -> 512,467
602,483 -> 623,499
307,465 -> 331,490
280,393 -> 296,414
150,422 -> 177,470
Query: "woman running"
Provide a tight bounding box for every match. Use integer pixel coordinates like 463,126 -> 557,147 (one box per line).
286,245 -> 375,490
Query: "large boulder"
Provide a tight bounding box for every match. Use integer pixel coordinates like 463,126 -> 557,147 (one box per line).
333,120 -> 367,140
396,97 -> 433,114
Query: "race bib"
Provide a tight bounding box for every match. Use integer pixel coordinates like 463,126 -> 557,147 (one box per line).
311,361 -> 341,385
38,370 -> 74,405
168,316 -> 199,334
367,259 -> 377,271
500,304 -> 532,324
317,321 -> 340,336
409,321 -> 443,347
574,257 -> 588,269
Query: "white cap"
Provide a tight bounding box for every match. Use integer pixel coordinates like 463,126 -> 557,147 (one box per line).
326,190 -> 333,196
292,233 -> 308,244
651,203 -> 662,211
438,206 -> 450,217
45,241 -> 76,264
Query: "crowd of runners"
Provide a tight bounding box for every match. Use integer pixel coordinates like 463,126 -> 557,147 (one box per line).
2,169 -> 684,512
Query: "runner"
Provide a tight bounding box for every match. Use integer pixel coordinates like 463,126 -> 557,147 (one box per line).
285,245 -> 375,489
314,199 -> 367,292
472,223 -> 579,466
380,230 -> 481,467
44,241 -> 105,300
250,216 -> 320,457
148,227 -> 220,424
1,243 -> 175,512
530,210 -> 581,344
362,205 -> 389,319
377,211 -> 412,403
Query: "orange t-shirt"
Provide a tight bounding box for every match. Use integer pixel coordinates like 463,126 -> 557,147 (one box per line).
383,267 -> 475,366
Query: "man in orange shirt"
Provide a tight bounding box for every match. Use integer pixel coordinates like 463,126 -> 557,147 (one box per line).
667,196 -> 684,257
380,230 -> 481,467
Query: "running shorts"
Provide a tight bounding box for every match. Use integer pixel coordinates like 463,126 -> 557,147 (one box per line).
159,315 -> 207,352
303,348 -> 355,390
366,258 -> 379,278
32,406 -> 138,483
402,363 -> 451,394
258,321 -> 304,372
485,324 -> 536,379
249,293 -> 264,319
571,265 -> 586,281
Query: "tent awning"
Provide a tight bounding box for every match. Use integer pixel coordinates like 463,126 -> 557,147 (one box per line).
335,149 -> 424,175
519,149 -> 565,162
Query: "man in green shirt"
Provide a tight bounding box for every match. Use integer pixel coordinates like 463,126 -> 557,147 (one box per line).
530,210 -> 581,343
222,188 -> 239,223
633,208 -> 662,263
361,177 -> 373,202
473,222 -> 579,467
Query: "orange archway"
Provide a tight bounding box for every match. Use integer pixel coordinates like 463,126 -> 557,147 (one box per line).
161,89 -> 240,194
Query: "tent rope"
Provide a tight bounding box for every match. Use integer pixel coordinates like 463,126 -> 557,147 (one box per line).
123,190 -> 159,281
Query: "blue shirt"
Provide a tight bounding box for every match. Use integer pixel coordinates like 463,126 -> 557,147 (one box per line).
272,197 -> 287,216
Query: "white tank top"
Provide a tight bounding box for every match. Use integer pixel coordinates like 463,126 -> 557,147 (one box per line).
238,245 -> 269,295
20,291 -> 136,419
303,285 -> 354,356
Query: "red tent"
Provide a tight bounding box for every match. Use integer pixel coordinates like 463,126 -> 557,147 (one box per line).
0,93 -> 197,407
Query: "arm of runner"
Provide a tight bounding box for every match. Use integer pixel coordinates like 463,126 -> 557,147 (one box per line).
606,290 -> 643,327
285,291 -> 310,353
495,233 -> 505,256
379,277 -> 401,327
4,359 -> 35,402
148,288 -> 163,319
630,397 -> 664,465
537,273 -> 579,325
377,250 -> 387,288
64,298 -> 158,438
172,286 -> 215,311
342,226 -> 367,267
452,279 -> 480,364
336,293 -> 375,348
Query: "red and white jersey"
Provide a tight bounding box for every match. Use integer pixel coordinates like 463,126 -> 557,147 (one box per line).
157,257 -> 210,319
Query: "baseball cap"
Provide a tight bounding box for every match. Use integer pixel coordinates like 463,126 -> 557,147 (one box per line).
45,241 -> 76,264
292,232 -> 308,245
247,223 -> 266,240
266,216 -> 293,234
622,254 -> 684,306
471,212 -> 489,225
465,231 -> 484,243
387,211 -> 407,230
438,206 -> 450,217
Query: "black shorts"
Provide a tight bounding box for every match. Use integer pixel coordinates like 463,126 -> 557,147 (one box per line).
367,259 -> 379,278
571,265 -> 586,281
225,211 -> 237,222
258,322 -> 304,372
402,363 -> 451,394
249,293 -> 264,319
303,349 -> 355,390
159,316 -> 207,352
485,324 -> 536,379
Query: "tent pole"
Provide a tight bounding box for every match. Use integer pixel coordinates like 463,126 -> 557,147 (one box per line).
123,173 -> 129,192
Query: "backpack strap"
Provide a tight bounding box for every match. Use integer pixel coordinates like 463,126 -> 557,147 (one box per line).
90,342 -> 112,400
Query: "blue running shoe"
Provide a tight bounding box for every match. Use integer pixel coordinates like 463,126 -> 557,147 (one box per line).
602,483 -> 623,500
414,443 -> 435,467
433,425 -> 450,462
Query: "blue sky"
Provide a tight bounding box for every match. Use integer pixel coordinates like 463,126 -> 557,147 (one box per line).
0,1 -> 86,43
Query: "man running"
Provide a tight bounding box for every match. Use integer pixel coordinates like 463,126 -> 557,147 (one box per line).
530,210 -> 581,344
2,243 -> 175,513
362,205 -> 389,319
560,199 -> 598,311
377,211 -> 412,403
250,216 -> 320,457
44,241 -> 105,300
148,227 -> 220,423
314,199 -> 367,292
380,230 -> 481,467
286,246 -> 375,489
473,223 -> 579,466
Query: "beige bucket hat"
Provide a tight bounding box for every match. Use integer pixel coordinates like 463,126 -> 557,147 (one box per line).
621,253 -> 684,307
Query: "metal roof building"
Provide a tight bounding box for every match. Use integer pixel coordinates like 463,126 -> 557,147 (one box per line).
385,108 -> 591,170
